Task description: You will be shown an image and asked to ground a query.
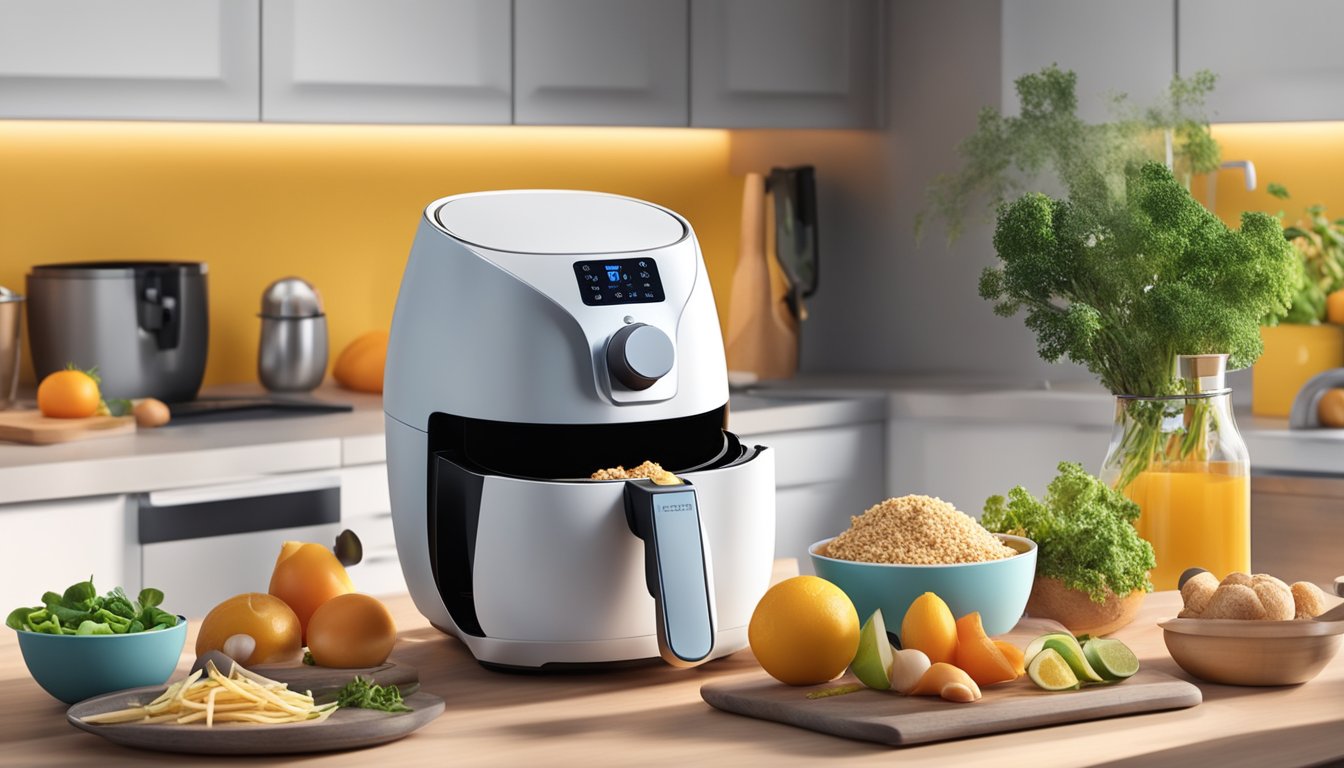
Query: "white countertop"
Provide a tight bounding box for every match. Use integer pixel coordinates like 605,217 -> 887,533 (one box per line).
754,372 -> 1344,476
0,384 -> 887,505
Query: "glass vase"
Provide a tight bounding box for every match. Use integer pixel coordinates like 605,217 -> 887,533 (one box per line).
1099,354 -> 1250,591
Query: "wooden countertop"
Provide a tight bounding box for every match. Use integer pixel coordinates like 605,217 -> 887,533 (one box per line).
3,590 -> 1342,768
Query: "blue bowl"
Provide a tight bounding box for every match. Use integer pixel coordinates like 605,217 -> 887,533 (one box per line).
809,535 -> 1037,637
14,617 -> 187,704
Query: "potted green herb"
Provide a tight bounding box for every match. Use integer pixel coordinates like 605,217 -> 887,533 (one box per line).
926,67 -> 1298,590
1253,185 -> 1344,417
982,463 -> 1155,635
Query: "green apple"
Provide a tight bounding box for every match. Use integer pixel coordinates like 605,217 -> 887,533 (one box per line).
850,609 -> 895,690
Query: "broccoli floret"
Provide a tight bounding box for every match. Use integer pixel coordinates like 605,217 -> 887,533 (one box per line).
982,162 -> 1297,395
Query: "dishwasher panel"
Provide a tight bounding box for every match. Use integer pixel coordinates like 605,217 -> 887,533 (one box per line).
139,473 -> 340,619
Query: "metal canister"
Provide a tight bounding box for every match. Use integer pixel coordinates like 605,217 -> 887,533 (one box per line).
258,278 -> 328,392
0,286 -> 22,409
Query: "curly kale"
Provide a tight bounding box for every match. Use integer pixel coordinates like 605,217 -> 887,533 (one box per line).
984,162 -> 1298,395
982,462 -> 1155,603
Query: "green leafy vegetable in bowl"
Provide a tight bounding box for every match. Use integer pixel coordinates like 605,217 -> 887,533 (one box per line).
982,462 -> 1155,603
336,676 -> 412,713
6,578 -> 178,635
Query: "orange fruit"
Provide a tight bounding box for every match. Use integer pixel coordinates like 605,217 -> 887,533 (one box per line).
332,330 -> 388,393
899,592 -> 958,665
307,593 -> 398,668
994,640 -> 1027,677
268,541 -> 355,644
195,593 -> 302,666
953,612 -> 1019,686
37,369 -> 101,418
1327,290 -> 1344,325
1319,388 -> 1344,428
748,576 -> 860,686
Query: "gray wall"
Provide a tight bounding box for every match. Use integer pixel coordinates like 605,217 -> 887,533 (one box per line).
729,0 -> 1091,385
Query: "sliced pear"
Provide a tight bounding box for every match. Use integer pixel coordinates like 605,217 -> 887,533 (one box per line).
850,609 -> 895,690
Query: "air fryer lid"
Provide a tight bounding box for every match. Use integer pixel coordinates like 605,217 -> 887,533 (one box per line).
30,261 -> 207,278
433,192 -> 687,254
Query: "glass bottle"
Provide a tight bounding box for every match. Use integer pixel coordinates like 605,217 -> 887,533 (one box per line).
1100,354 -> 1250,591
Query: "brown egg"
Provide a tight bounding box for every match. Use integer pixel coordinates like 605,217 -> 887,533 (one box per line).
306,593 -> 397,668
133,398 -> 171,428
1318,389 -> 1344,428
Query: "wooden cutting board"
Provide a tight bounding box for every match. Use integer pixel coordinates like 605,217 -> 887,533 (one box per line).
701,617 -> 1202,747
0,410 -> 134,444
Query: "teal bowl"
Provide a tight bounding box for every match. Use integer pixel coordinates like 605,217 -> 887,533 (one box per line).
14,617 -> 187,704
810,535 -> 1037,637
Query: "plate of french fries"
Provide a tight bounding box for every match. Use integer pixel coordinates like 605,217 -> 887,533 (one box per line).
66,661 -> 444,755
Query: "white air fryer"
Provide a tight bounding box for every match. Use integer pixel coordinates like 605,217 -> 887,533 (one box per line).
385,190 -> 776,670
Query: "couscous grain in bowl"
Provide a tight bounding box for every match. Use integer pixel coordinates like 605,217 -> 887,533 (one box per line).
810,495 -> 1037,636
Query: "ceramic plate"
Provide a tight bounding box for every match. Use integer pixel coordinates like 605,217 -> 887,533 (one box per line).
67,687 -> 444,755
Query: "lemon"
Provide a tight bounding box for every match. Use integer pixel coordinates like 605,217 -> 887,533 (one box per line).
1027,648 -> 1081,691
1041,636 -> 1105,683
748,576 -> 860,686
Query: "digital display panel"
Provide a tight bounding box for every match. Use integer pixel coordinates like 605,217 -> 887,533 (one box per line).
573,258 -> 665,306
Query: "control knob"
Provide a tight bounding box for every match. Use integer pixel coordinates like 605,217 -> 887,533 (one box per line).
606,323 -> 674,390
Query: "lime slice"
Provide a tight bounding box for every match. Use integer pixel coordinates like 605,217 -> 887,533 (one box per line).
1023,632 -> 1073,663
1082,638 -> 1139,681
1027,648 -> 1081,691
850,609 -> 895,690
1041,635 -> 1105,683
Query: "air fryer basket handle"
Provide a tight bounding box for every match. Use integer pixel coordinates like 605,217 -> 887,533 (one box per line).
624,480 -> 716,667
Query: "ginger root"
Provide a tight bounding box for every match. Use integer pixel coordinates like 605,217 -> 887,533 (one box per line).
1179,569 -> 1332,620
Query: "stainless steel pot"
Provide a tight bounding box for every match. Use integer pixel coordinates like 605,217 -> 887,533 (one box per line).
26,262 -> 208,402
0,287 -> 22,409
258,277 -> 327,392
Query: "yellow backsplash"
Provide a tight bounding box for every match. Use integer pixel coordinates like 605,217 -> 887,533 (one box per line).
1209,122 -> 1344,228
0,121 -> 742,389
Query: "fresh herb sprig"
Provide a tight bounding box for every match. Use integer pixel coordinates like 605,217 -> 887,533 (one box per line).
982,462 -> 1156,603
6,578 -> 178,635
335,676 -> 412,713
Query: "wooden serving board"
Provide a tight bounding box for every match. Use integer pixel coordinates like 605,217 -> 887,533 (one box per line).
67,688 -> 444,755
0,410 -> 134,444
701,616 -> 1202,747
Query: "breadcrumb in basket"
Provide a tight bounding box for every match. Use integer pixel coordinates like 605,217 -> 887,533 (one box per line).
824,495 -> 1017,565
591,460 -> 673,482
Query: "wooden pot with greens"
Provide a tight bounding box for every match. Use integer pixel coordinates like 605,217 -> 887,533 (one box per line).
985,162 -> 1296,589
983,463 -> 1155,635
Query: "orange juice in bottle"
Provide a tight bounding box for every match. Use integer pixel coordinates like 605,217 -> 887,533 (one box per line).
1101,355 -> 1250,591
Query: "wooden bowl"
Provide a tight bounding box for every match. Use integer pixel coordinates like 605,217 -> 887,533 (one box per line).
1160,617 -> 1344,686
1024,576 -> 1145,636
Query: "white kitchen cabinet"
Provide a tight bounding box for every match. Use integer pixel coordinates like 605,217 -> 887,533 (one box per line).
689,0 -> 883,128
0,495 -> 137,611
515,0 -> 688,126
1001,0 -> 1174,124
0,0 -> 260,121
887,417 -> 1109,519
740,421 -> 886,572
262,0 -> 512,124
1179,0 -> 1344,123
340,464 -> 407,596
